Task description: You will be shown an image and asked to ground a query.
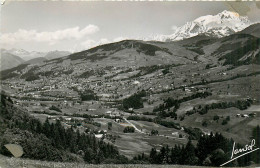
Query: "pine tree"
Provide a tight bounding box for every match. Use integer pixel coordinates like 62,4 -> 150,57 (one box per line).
170,145 -> 181,164
149,147 -> 157,164
159,146 -> 167,164
210,149 -> 226,166
183,140 -> 198,165
165,145 -> 170,164
43,118 -> 51,137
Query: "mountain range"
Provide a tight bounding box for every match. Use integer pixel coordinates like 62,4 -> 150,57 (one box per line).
1,10 -> 259,72
1,22 -> 259,81
0,52 -> 25,71
4,48 -> 46,61
3,49 -> 71,61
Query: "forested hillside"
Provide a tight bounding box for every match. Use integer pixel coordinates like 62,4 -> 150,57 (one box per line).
0,93 -> 128,163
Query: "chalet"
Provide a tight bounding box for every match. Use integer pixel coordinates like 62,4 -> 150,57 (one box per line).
106,111 -> 112,115
242,114 -> 249,118
128,108 -> 133,111
95,134 -> 103,139
64,118 -> 72,121
133,81 -> 140,85
172,132 -> 179,136
185,88 -> 191,92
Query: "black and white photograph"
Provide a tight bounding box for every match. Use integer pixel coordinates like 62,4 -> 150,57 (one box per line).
0,1 -> 260,167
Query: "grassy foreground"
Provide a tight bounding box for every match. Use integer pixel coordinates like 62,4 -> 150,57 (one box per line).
0,155 -> 258,168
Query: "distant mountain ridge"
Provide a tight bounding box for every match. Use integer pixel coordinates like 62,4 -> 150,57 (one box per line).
6,48 -> 46,61
4,48 -> 71,61
0,52 -> 25,71
1,49 -> 71,71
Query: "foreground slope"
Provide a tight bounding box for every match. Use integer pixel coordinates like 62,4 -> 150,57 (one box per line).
2,154 -> 258,168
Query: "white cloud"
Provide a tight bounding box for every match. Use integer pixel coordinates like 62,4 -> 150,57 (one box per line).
1,25 -> 99,45
100,38 -> 110,44
80,38 -> 110,51
113,36 -> 129,42
80,39 -> 97,49
80,37 -> 134,51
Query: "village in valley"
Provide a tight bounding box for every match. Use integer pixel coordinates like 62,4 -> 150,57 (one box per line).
1,38 -> 260,158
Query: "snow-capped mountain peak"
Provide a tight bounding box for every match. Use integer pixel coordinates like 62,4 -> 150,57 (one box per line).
8,48 -> 29,55
155,10 -> 251,41
6,48 -> 46,61
3,48 -> 71,61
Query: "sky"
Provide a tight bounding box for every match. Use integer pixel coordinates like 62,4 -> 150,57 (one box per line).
1,1 -> 260,52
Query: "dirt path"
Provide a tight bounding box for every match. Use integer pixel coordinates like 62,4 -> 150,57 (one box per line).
123,117 -> 185,141
123,117 -> 146,134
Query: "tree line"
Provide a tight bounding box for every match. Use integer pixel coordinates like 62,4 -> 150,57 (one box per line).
122,90 -> 146,109
153,92 -> 212,112
186,99 -> 252,116
133,129 -> 260,166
